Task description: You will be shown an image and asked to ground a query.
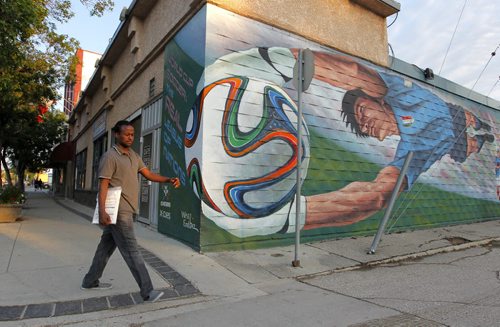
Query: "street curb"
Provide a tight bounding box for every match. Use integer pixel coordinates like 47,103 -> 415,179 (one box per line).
297,237 -> 500,281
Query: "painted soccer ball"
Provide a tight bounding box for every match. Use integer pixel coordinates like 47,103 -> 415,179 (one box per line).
184,76 -> 310,218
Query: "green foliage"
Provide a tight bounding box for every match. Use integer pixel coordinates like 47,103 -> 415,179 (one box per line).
0,185 -> 25,204
6,110 -> 67,173
0,0 -> 114,188
0,0 -> 115,102
81,0 -> 114,16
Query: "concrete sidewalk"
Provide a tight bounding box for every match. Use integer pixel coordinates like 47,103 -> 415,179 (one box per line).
0,191 -> 203,319
1,190 -> 499,326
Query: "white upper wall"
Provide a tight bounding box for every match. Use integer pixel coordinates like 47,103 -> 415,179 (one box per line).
81,50 -> 102,92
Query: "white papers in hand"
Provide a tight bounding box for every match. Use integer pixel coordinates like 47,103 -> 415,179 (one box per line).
92,186 -> 122,224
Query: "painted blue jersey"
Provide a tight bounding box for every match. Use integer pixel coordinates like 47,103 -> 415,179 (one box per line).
380,72 -> 456,189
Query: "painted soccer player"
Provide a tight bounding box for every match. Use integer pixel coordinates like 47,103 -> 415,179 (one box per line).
303,50 -> 494,229
195,47 -> 495,235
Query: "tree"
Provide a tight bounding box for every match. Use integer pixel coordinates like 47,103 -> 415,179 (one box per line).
5,110 -> 67,191
0,0 -> 114,187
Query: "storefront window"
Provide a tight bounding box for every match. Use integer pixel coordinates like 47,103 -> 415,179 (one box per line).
75,149 -> 87,190
92,133 -> 108,190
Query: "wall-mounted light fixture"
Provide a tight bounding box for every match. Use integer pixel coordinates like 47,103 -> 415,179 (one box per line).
424,68 -> 434,80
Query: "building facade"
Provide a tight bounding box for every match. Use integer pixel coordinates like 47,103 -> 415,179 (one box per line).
64,0 -> 500,251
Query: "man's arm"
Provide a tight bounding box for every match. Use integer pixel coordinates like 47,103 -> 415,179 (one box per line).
139,167 -> 181,188
304,166 -> 404,229
98,178 -> 112,226
290,49 -> 387,98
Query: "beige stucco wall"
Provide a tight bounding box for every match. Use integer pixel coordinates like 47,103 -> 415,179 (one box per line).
104,0 -> 191,121
109,57 -> 164,121
141,0 -> 193,57
209,0 -> 390,66
74,127 -> 90,154
110,0 -> 193,96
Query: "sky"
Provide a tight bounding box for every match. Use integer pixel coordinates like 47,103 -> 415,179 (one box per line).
56,0 -> 500,102
388,0 -> 500,101
55,0 -> 130,56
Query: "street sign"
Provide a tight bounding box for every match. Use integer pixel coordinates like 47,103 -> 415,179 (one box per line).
293,48 -> 315,91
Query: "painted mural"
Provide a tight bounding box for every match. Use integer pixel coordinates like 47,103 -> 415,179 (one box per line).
161,5 -> 500,250
159,13 -> 205,247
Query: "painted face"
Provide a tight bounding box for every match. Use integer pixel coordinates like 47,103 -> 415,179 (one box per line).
354,97 -> 397,141
116,125 -> 134,148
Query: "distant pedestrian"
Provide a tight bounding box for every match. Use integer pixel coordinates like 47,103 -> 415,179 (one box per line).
81,120 -> 181,303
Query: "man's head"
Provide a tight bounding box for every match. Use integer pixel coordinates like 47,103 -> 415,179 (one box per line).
113,120 -> 134,148
341,89 -> 398,141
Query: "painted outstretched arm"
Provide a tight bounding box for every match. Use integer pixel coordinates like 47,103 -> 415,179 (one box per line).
291,49 -> 387,98
304,166 -> 405,229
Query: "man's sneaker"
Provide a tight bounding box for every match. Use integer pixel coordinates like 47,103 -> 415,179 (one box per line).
143,290 -> 164,303
477,120 -> 492,132
81,282 -> 113,290
477,133 -> 495,152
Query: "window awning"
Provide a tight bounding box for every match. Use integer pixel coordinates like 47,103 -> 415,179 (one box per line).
50,142 -> 75,165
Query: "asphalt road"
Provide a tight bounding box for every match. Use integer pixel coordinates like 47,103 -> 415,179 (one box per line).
303,241 -> 500,327
146,242 -> 500,327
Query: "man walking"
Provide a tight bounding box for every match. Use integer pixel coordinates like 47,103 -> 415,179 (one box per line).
81,120 -> 181,303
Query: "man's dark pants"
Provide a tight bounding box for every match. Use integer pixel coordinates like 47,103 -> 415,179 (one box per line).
82,211 -> 153,299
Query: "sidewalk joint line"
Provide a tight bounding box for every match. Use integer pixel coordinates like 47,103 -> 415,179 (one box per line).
19,305 -> 27,320
6,222 -> 22,273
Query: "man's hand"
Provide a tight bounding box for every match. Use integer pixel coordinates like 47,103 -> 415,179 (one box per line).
99,211 -> 112,226
140,168 -> 181,188
98,178 -> 111,226
170,177 -> 181,188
